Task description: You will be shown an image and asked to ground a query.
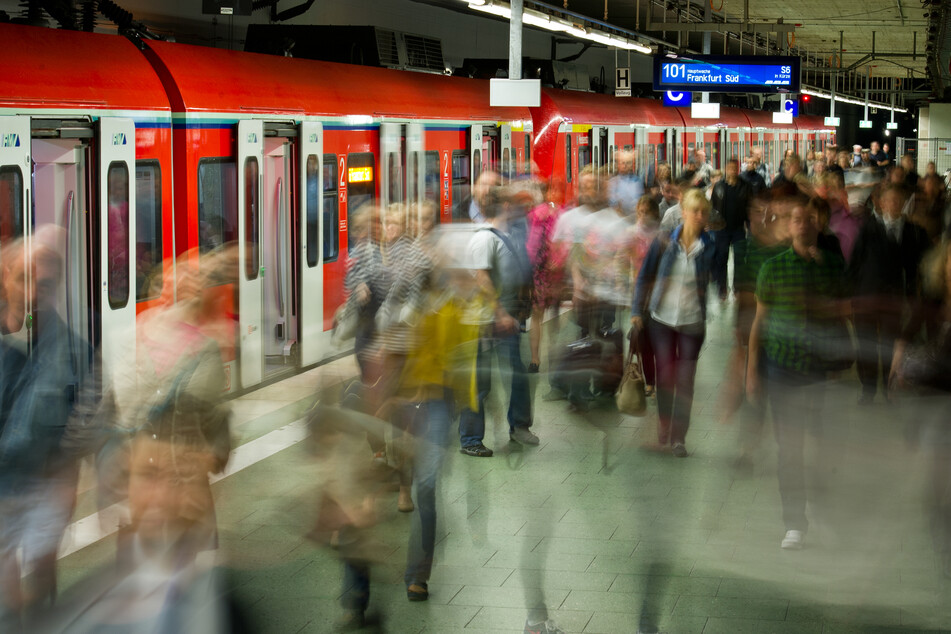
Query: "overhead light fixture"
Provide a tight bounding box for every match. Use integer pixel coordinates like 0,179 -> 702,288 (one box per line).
469,1 -> 510,17
801,87 -> 907,114
468,1 -> 651,54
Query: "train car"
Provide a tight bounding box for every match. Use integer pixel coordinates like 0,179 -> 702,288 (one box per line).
0,24 -> 173,386
532,89 -> 685,195
675,106 -> 752,172
141,37 -> 532,392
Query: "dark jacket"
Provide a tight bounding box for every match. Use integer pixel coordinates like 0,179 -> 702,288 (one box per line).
847,215 -> 929,298
739,169 -> 767,196
711,178 -> 752,231
631,225 -> 716,322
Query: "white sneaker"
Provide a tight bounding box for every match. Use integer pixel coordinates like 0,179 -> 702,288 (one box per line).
781,529 -> 804,550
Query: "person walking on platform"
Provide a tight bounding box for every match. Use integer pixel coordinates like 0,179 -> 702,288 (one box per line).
459,187 -> 537,457
849,184 -> 929,405
631,189 -> 715,457
710,159 -> 752,301
723,195 -> 788,467
747,196 -> 850,550
551,168 -> 601,338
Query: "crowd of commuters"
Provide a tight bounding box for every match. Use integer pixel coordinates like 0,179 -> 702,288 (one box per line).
3,140 -> 951,633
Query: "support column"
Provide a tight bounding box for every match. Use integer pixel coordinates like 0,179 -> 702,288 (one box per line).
510,0 -> 523,80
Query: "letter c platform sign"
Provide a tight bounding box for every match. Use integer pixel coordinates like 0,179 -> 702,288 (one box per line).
663,91 -> 692,107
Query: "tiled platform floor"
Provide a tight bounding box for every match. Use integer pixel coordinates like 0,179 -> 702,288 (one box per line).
57,302 -> 951,633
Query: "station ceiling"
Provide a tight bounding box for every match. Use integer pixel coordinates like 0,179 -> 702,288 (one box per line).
422,0 -> 938,100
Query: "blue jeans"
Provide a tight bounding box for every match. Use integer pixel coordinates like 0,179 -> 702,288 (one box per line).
459,332 -> 532,447
713,227 -> 747,296
404,398 -> 452,586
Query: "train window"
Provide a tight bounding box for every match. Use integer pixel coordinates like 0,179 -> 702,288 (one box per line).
502,148 -> 510,184
197,158 -> 238,256
305,154 -> 319,267
346,152 -> 375,251
425,151 -> 439,206
0,166 -> 24,244
657,143 -> 666,164
451,151 -> 469,213
578,145 -> 591,172
243,157 -> 260,281
565,135 -> 572,183
472,149 -> 482,187
134,160 -> 162,302
319,154 -> 339,264
524,135 -> 531,174
387,152 -> 403,204
107,162 -> 130,309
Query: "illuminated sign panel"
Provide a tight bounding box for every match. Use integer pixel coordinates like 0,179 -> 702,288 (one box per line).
348,166 -> 374,183
653,55 -> 800,93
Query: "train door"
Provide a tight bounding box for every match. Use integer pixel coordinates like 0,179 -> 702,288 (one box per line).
98,118 -> 136,378
381,120 -> 427,227
237,119 -> 264,388
29,118 -> 94,390
0,115 -> 30,349
299,121 -> 324,367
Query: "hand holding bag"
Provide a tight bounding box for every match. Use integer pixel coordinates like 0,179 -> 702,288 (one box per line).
616,336 -> 647,416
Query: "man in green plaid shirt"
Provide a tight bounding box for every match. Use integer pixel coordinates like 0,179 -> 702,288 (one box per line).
747,196 -> 850,551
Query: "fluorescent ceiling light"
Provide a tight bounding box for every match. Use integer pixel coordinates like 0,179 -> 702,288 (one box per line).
469,2 -> 510,17
468,1 -> 651,54
801,87 -> 907,113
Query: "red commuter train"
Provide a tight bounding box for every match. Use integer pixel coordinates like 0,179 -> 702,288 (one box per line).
0,23 -> 834,393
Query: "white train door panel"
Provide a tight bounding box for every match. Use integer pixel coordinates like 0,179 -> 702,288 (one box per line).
238,119 -> 264,389
98,118 -> 136,378
299,121 -> 324,366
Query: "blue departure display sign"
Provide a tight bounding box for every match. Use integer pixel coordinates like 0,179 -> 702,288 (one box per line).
653,55 -> 800,94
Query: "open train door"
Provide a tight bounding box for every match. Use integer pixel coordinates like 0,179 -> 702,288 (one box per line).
0,116 -> 30,346
299,121 -> 324,367
98,118 -> 136,377
237,119 -> 264,389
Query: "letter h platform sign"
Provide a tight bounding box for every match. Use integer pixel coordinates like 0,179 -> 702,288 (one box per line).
616,67 -> 631,97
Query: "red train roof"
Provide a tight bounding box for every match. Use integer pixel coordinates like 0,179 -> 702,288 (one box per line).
144,40 -> 530,122
795,114 -> 833,132
743,109 -> 791,130
0,24 -> 169,113
540,89 -> 685,127
675,106 -> 750,129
